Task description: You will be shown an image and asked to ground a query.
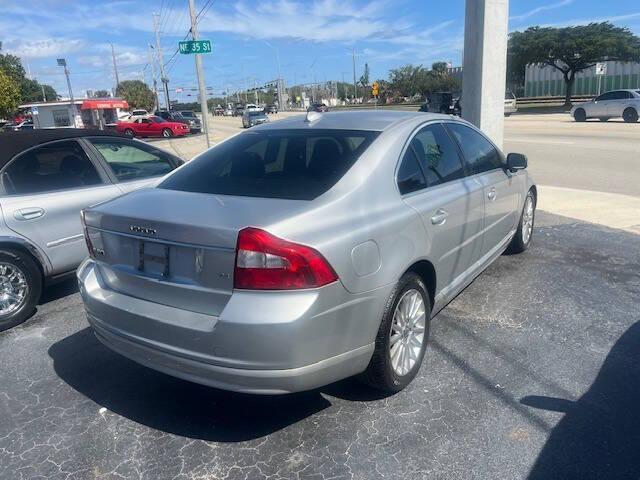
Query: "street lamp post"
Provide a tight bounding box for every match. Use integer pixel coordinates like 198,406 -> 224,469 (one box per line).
57,58 -> 76,127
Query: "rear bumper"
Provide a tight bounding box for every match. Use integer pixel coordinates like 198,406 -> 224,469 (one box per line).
78,259 -> 386,394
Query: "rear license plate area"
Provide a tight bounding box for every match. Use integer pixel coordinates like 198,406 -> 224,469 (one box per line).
138,241 -> 170,278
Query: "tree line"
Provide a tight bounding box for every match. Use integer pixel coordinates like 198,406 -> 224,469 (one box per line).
0,54 -> 58,118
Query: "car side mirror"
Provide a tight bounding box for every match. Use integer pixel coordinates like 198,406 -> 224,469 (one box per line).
506,153 -> 527,172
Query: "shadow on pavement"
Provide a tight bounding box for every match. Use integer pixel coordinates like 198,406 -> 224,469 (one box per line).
39,278 -> 79,305
49,327 -> 383,442
524,321 -> 640,479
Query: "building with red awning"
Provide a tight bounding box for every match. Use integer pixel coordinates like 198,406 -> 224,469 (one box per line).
19,98 -> 130,130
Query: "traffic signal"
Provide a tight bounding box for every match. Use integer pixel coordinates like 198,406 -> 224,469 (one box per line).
372,81 -> 379,97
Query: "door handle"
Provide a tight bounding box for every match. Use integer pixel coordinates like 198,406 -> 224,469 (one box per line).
487,188 -> 497,201
431,208 -> 448,225
14,207 -> 45,221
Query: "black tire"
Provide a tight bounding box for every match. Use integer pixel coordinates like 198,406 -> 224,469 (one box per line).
506,189 -> 536,254
623,107 -> 638,123
598,117 -> 610,122
124,128 -> 135,137
574,108 -> 587,122
162,128 -> 173,138
0,249 -> 42,332
360,273 -> 431,393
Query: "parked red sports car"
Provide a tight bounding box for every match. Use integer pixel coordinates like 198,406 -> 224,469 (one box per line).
117,116 -> 189,138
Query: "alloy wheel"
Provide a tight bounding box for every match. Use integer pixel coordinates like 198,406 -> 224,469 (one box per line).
389,289 -> 426,376
0,263 -> 29,317
522,195 -> 534,244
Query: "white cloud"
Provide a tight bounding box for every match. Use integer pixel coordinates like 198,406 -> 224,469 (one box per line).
510,0 -> 574,22
4,38 -> 86,59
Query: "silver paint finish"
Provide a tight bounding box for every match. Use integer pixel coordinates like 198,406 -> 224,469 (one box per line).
79,110 -> 536,393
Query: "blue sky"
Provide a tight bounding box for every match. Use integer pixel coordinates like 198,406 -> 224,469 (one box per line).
1,0 -> 639,102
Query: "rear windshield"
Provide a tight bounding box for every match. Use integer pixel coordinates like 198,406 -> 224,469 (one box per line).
159,129 -> 379,200
180,111 -> 195,117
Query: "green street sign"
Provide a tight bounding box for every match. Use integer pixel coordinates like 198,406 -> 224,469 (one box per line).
179,40 -> 212,54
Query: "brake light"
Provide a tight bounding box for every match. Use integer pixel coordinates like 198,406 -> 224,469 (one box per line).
234,227 -> 338,290
80,209 -> 94,259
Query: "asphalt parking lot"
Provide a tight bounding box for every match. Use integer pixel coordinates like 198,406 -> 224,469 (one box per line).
2,111 -> 640,479
1,211 -> 639,479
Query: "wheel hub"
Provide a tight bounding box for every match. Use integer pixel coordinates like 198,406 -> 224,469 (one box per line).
389,289 -> 426,376
0,263 -> 28,316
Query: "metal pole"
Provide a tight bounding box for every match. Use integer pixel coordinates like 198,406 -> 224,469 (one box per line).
64,65 -> 75,126
153,13 -> 171,110
111,43 -> 120,88
352,48 -> 357,103
148,45 -> 160,111
188,0 -> 211,148
41,84 -> 47,102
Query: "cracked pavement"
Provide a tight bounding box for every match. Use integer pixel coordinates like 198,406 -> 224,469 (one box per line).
1,212 -> 639,479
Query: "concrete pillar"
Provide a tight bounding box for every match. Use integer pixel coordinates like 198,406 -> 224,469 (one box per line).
461,0 -> 509,148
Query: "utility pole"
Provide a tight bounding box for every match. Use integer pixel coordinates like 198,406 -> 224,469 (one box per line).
188,0 -> 211,148
41,84 -> 47,102
111,43 -> 120,89
352,48 -> 357,103
153,12 -> 171,110
148,44 -> 160,111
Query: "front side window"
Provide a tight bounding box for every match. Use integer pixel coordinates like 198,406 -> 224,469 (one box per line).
89,137 -> 175,182
410,124 -> 464,187
159,129 -> 379,200
2,140 -> 102,195
446,123 -> 502,175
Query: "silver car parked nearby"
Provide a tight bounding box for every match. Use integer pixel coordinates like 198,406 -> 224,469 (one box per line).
0,130 -> 183,331
79,110 -> 537,394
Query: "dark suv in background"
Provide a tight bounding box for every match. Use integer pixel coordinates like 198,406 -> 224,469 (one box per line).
155,110 -> 202,134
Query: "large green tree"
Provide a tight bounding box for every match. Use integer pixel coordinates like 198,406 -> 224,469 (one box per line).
0,53 -> 58,103
0,69 -> 20,118
115,80 -> 155,111
509,22 -> 640,105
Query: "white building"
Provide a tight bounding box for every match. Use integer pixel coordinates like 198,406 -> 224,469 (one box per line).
19,98 -> 129,129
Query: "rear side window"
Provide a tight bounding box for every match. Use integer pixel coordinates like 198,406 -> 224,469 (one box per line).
446,123 -> 502,175
411,124 -> 464,187
2,140 -> 102,195
397,147 -> 427,194
89,137 -> 175,181
159,129 -> 379,200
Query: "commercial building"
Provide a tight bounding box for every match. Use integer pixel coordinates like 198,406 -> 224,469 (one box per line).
18,98 -> 129,129
524,61 -> 640,98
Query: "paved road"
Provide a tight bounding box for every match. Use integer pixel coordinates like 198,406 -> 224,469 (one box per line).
504,114 -> 640,198
2,213 -> 639,479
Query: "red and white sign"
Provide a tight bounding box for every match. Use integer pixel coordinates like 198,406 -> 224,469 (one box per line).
81,99 -> 129,110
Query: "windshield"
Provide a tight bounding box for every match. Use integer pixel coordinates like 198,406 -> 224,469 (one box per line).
180,111 -> 195,118
248,111 -> 265,117
149,116 -> 166,123
159,129 -> 380,200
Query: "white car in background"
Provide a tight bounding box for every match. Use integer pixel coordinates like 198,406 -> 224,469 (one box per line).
244,103 -> 261,112
571,89 -> 640,123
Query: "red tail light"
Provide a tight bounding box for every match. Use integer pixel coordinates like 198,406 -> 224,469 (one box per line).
80,209 -> 95,259
234,227 -> 338,290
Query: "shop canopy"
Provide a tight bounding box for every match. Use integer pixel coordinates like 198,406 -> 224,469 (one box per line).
81,99 -> 129,110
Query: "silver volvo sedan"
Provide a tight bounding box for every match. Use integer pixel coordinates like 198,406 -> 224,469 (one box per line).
78,110 -> 536,394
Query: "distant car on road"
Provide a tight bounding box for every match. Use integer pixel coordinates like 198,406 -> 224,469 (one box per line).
242,110 -> 269,128
155,110 -> 201,134
177,111 -> 202,133
117,116 -> 189,138
571,89 -> 640,123
214,107 -> 225,116
504,91 -> 517,117
427,92 -> 461,116
264,104 -> 278,114
78,111 -> 536,395
4,120 -> 34,131
0,129 -> 183,331
233,104 -> 245,117
245,103 -> 261,112
307,103 -> 329,113
224,107 -> 234,116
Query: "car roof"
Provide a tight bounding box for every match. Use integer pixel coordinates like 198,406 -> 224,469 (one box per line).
0,129 -> 126,167
256,109 -> 446,132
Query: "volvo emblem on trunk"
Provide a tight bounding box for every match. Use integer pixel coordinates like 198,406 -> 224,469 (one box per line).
129,225 -> 157,235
